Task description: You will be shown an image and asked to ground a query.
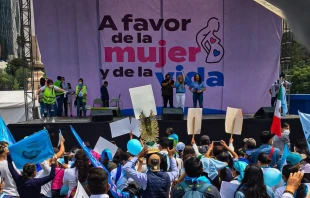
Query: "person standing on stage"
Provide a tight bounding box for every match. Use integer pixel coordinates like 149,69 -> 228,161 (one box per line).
76,78 -> 87,117
269,81 -> 279,107
36,79 -> 67,123
189,74 -> 206,108
61,77 -> 69,117
100,81 -> 109,107
174,74 -> 189,110
54,76 -> 64,117
67,83 -> 74,117
161,74 -> 174,108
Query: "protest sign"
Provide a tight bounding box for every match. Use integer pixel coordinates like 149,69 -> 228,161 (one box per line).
220,181 -> 239,198
0,116 -> 16,145
187,108 -> 202,135
9,129 -> 54,169
129,85 -> 157,119
110,118 -> 131,138
225,107 -> 243,136
94,137 -> 118,157
130,118 -> 140,137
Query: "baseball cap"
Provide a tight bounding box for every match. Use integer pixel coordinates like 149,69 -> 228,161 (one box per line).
243,138 -> 256,147
286,152 -> 306,165
200,135 -> 210,144
176,142 -> 185,152
147,154 -> 160,172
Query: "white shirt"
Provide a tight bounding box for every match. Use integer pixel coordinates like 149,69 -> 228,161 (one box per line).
270,83 -> 279,97
90,194 -> 109,198
63,167 -> 78,196
36,160 -> 52,197
0,160 -> 19,196
40,85 -> 61,91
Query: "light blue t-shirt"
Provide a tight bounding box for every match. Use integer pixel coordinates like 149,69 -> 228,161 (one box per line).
250,144 -> 281,167
190,81 -> 206,91
174,79 -> 189,93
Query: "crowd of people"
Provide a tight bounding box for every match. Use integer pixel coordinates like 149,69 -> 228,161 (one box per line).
0,121 -> 308,198
35,76 -> 89,123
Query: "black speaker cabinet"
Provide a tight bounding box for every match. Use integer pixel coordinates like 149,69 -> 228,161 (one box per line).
254,107 -> 275,119
161,108 -> 184,120
91,109 -> 113,122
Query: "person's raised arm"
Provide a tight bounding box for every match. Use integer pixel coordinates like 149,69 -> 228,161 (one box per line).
205,141 -> 214,158
56,137 -> 65,159
34,156 -> 56,186
123,147 -> 148,190
167,148 -> 178,182
7,149 -> 21,181
191,137 -> 202,158
282,171 -> 304,198
220,140 -> 238,160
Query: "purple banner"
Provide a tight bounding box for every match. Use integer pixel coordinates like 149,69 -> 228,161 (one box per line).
33,0 -> 281,115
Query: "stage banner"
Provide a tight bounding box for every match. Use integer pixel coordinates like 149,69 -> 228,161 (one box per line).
33,0 -> 281,115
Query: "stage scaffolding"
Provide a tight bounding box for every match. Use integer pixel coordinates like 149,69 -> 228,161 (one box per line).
19,0 -> 34,120
281,20 -> 294,114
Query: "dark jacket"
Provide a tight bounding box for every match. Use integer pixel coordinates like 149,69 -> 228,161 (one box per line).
100,85 -> 109,100
8,155 -> 56,198
161,79 -> 174,96
142,171 -> 170,198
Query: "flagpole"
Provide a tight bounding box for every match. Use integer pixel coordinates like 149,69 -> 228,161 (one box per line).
230,118 -> 235,139
192,117 -> 195,139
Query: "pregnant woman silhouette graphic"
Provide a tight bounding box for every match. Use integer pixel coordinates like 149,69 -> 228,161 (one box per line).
196,17 -> 224,63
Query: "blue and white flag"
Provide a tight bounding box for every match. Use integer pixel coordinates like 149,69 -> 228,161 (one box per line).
279,143 -> 290,171
298,111 -> 310,151
0,116 -> 16,145
9,129 -> 54,169
70,126 -> 126,198
281,84 -> 288,116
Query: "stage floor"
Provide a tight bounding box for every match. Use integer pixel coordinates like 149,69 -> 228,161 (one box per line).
15,114 -> 300,125
8,114 -> 302,152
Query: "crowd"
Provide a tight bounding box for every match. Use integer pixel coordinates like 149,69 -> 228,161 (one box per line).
35,76 -> 88,123
0,121 -> 308,198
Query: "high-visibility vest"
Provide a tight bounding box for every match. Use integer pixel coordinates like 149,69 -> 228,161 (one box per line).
43,87 -> 56,104
76,85 -> 87,102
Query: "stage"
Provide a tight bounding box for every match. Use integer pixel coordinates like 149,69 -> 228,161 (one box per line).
7,114 -> 304,151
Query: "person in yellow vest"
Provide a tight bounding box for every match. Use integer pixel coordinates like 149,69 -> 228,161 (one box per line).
36,79 -> 67,123
76,78 -> 87,117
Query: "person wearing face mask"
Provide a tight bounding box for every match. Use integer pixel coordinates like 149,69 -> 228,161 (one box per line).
272,123 -> 291,154
75,78 -> 87,117
100,81 -> 109,107
36,79 -> 67,123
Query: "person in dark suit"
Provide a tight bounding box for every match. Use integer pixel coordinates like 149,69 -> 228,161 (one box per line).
101,81 -> 109,107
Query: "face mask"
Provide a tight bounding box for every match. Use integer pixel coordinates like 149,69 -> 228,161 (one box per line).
49,85 -> 53,88
283,129 -> 290,134
79,82 -> 82,85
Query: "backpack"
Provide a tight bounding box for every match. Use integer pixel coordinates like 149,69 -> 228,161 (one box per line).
180,181 -> 211,198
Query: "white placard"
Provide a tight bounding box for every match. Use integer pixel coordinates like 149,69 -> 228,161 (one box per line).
225,107 -> 243,135
187,108 -> 202,135
130,118 -> 140,137
93,137 -> 118,157
129,85 -> 157,119
110,118 -> 131,138
73,181 -> 89,198
220,181 -> 239,198
58,130 -> 63,147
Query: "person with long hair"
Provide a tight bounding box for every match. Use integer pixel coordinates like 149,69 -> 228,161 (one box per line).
63,150 -> 90,196
174,74 -> 189,110
66,83 -> 74,117
257,152 -> 272,168
189,73 -> 206,108
234,164 -> 274,198
7,150 -> 56,198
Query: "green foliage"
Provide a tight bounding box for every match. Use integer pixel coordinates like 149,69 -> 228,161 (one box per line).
0,70 -> 17,90
290,41 -> 310,93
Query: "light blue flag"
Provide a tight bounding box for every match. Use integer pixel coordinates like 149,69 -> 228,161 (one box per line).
70,126 -> 126,198
279,144 -> 290,171
281,84 -> 288,116
8,129 -> 54,169
298,111 -> 310,151
0,116 -> 16,145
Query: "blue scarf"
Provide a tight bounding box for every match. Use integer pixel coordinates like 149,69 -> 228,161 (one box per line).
184,175 -> 211,184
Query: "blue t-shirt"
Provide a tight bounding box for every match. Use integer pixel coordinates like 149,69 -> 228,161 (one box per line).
250,145 -> 281,167
174,79 -> 190,93
190,81 -> 206,91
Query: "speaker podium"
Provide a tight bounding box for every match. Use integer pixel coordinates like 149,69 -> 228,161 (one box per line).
161,108 -> 184,120
254,107 -> 275,119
